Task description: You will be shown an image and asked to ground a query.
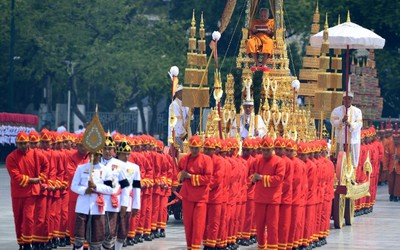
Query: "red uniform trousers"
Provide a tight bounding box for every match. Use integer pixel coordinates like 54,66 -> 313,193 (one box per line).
51,197 -> 62,238
47,196 -> 56,239
233,202 -> 242,242
322,199 -> 332,238
295,205 -> 307,247
59,192 -> 69,238
68,198 -> 77,244
313,202 -> 323,242
137,193 -> 152,235
33,195 -> 49,243
302,204 -> 316,247
216,202 -> 228,248
243,199 -> 255,240
151,193 -> 160,231
278,204 -> 292,250
237,202 -> 246,240
254,203 -> 279,250
227,203 -> 237,244
128,192 -> 142,237
388,172 -> 400,197
12,196 -> 36,245
287,205 -> 301,249
203,203 -> 222,248
157,194 -> 169,230
182,200 -> 207,250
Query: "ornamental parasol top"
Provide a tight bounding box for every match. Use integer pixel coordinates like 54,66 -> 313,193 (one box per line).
310,20 -> 385,49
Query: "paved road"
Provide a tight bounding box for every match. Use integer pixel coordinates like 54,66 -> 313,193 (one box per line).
1,167 -> 399,250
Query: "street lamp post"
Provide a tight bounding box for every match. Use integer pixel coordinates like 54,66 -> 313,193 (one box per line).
65,60 -> 76,132
8,0 -> 16,112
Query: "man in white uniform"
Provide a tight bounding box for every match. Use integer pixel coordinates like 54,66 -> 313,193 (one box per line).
330,92 -> 363,167
115,140 -> 141,250
168,85 -> 193,151
101,136 -> 130,250
230,99 -> 267,139
71,150 -> 114,250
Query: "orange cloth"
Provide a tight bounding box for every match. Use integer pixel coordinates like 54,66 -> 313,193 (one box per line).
246,19 -> 275,55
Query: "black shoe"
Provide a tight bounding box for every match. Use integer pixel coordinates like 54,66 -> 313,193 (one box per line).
65,237 -> 71,246
31,243 -> 39,250
394,196 -> 399,202
316,240 -> 322,247
311,242 -> 316,248
51,238 -> 57,249
378,181 -> 382,186
45,241 -> 52,250
241,239 -> 250,246
390,195 -> 394,201
126,238 -> 134,246
135,234 -> 143,243
159,229 -> 166,238
144,234 -> 152,241
22,244 -> 32,250
154,230 -> 160,238
59,238 -> 66,247
123,239 -> 128,247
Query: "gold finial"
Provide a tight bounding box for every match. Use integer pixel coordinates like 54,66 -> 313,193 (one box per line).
338,14 -> 341,25
95,104 -> 98,113
200,12 -> 204,29
324,13 -> 328,29
347,10 -> 351,22
191,9 -> 195,27
316,0 -> 319,14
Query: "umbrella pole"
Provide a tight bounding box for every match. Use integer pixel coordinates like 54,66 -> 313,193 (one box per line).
345,44 -> 350,159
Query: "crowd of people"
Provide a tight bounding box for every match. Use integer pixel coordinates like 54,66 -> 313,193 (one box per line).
6,130 -> 177,250
179,135 -> 336,250
5,120 -> 399,250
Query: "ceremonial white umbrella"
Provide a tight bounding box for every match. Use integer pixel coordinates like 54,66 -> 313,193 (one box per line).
310,13 -> 385,149
310,13 -> 385,96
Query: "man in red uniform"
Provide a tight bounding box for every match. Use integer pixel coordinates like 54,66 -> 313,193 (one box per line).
286,140 -> 307,250
6,131 -> 49,250
300,142 -> 318,249
178,135 -> 213,250
250,136 -> 285,250
320,140 -> 335,245
239,138 -> 255,246
274,137 -> 293,250
388,124 -> 400,201
66,134 -> 88,246
203,138 -> 225,250
384,122 -> 395,200
29,130 -> 50,250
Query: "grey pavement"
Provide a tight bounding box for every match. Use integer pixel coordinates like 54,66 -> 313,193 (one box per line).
1,166 -> 399,250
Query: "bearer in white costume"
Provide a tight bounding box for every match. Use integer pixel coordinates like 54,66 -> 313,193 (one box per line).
115,141 -> 141,250
330,92 -> 363,167
230,99 -> 267,139
101,135 -> 130,250
168,85 -> 193,151
71,150 -> 114,250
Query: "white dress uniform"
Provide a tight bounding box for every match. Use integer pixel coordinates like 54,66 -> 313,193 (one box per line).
121,161 -> 141,212
101,157 -> 129,213
168,98 -> 193,149
231,114 -> 267,139
330,105 -> 363,167
71,162 -> 114,215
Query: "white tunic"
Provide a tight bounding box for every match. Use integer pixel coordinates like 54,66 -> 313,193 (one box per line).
101,157 -> 129,213
168,98 -> 192,140
121,161 -> 141,211
71,162 -> 114,215
330,105 -> 363,167
231,114 -> 267,139
330,105 -> 363,145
